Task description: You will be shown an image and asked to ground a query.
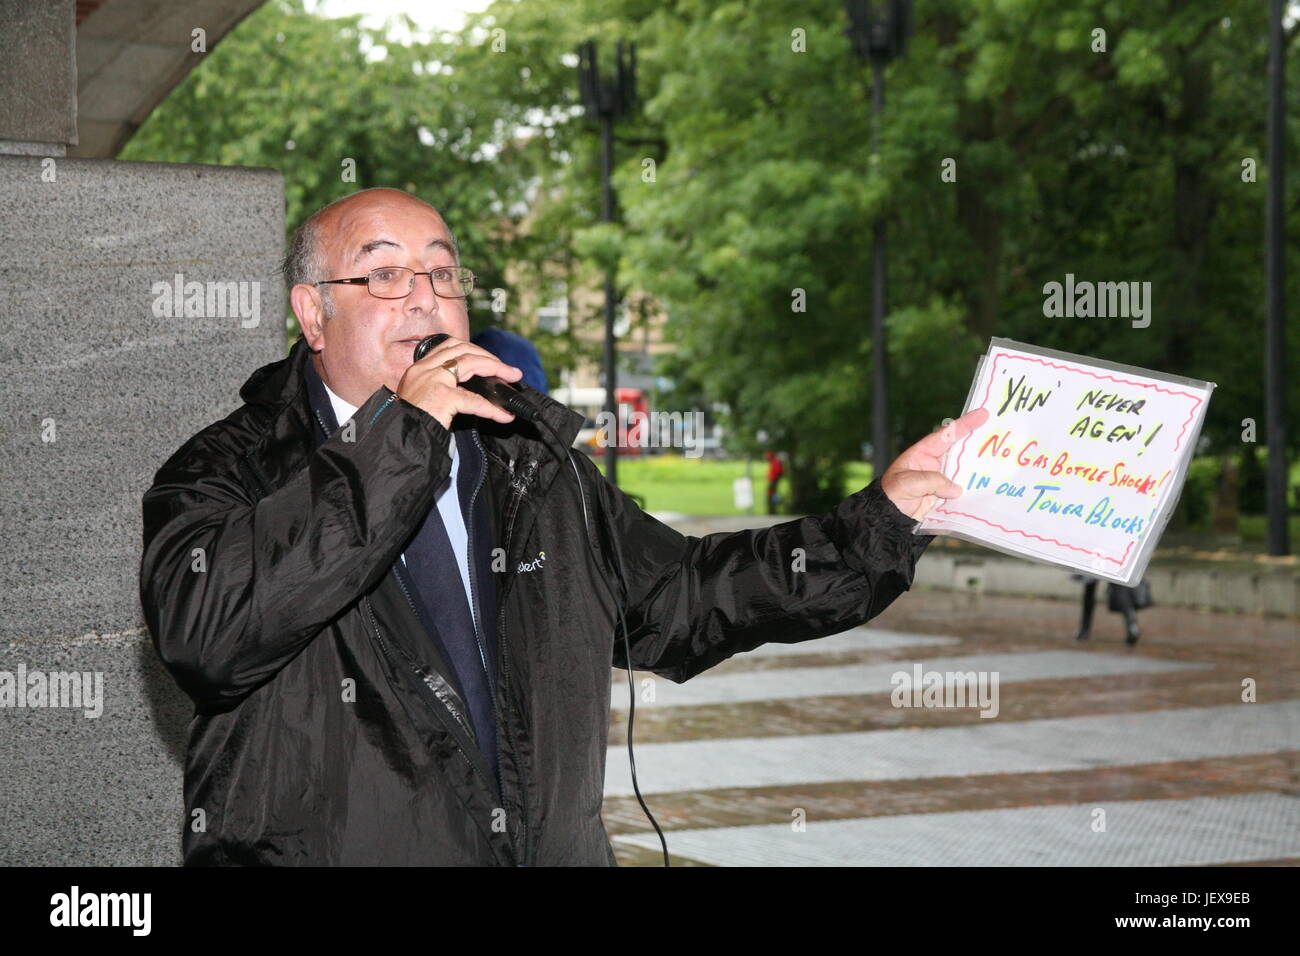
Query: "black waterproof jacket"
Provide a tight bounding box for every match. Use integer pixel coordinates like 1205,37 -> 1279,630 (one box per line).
139,334 -> 933,865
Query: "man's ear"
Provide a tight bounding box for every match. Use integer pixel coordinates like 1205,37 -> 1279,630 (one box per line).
291,284 -> 326,350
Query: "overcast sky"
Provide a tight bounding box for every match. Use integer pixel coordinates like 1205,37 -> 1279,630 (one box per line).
308,0 -> 496,39
310,2 -> 1300,42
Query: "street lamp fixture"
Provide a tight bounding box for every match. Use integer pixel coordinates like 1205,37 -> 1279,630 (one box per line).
576,38 -> 638,487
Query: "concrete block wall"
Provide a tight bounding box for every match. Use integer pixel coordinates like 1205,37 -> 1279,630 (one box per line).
912,552 -> 1299,618
663,515 -> 1298,619
0,155 -> 284,864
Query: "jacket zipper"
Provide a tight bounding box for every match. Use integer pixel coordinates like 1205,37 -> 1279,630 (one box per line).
389,566 -> 481,749
368,392 -> 398,425
361,592 -> 515,864
462,430 -> 506,808
367,583 -> 472,738
495,451 -> 536,866
463,432 -> 493,701
497,509 -> 523,864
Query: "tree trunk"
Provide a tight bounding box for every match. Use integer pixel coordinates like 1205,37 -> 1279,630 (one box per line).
955,100 -> 1003,342
1165,45 -> 1216,373
787,445 -> 848,515
1210,454 -> 1240,534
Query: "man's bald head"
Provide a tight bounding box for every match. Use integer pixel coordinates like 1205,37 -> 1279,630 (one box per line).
281,188 -> 460,317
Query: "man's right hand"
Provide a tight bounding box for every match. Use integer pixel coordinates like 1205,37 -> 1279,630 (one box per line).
395,335 -> 523,431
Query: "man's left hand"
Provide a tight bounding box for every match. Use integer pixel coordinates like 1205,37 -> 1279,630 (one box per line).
880,407 -> 990,521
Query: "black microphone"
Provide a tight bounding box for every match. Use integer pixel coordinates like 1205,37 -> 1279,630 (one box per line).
412,333 -> 543,423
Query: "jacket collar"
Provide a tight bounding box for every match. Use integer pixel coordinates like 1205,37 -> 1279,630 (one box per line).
239,334 -> 585,518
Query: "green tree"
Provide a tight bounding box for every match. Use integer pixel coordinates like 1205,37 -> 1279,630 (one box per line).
121,0 -> 1299,515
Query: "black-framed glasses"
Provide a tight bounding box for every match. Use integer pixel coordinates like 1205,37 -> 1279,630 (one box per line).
316,266 -> 477,299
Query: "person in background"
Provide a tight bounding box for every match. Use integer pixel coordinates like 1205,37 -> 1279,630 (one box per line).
1073,574 -> 1151,646
471,327 -> 548,395
764,449 -> 784,515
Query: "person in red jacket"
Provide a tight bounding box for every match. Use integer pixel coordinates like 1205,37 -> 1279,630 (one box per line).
764,449 -> 784,514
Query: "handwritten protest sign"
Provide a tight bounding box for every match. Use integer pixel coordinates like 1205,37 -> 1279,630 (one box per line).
916,338 -> 1215,585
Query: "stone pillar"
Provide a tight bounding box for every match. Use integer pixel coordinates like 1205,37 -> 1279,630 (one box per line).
0,155 -> 285,864
0,0 -> 77,156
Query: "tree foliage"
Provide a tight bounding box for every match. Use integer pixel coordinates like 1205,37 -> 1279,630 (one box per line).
122,0 -> 1299,512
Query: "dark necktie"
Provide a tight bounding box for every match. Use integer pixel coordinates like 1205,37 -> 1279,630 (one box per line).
400,443 -> 499,787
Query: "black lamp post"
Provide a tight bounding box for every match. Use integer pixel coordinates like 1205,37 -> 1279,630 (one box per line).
577,38 -> 637,487
845,0 -> 911,480
1265,0 -> 1290,556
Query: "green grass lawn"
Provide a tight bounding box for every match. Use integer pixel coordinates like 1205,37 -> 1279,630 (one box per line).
601,453 -> 1300,552
1236,514 -> 1300,546
600,453 -> 874,515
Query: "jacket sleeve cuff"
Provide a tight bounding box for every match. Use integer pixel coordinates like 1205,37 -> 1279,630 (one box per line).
828,476 -> 934,585
360,387 -> 450,454
348,386 -> 455,519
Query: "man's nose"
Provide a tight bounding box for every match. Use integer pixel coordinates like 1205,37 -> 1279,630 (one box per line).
405,271 -> 438,313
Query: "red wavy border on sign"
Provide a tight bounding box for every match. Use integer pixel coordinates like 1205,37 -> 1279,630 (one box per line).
931,351 -> 1204,565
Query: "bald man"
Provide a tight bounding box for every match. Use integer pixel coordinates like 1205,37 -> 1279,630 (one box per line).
140,187 -> 986,866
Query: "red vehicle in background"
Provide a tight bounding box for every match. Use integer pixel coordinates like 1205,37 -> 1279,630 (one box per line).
553,386 -> 648,456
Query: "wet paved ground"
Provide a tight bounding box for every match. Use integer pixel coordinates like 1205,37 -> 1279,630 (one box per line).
602,589 -> 1299,866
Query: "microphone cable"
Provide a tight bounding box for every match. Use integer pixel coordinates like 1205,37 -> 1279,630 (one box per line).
530,414 -> 672,868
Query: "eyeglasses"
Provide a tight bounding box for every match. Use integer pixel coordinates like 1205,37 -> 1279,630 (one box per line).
315,266 -> 477,299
